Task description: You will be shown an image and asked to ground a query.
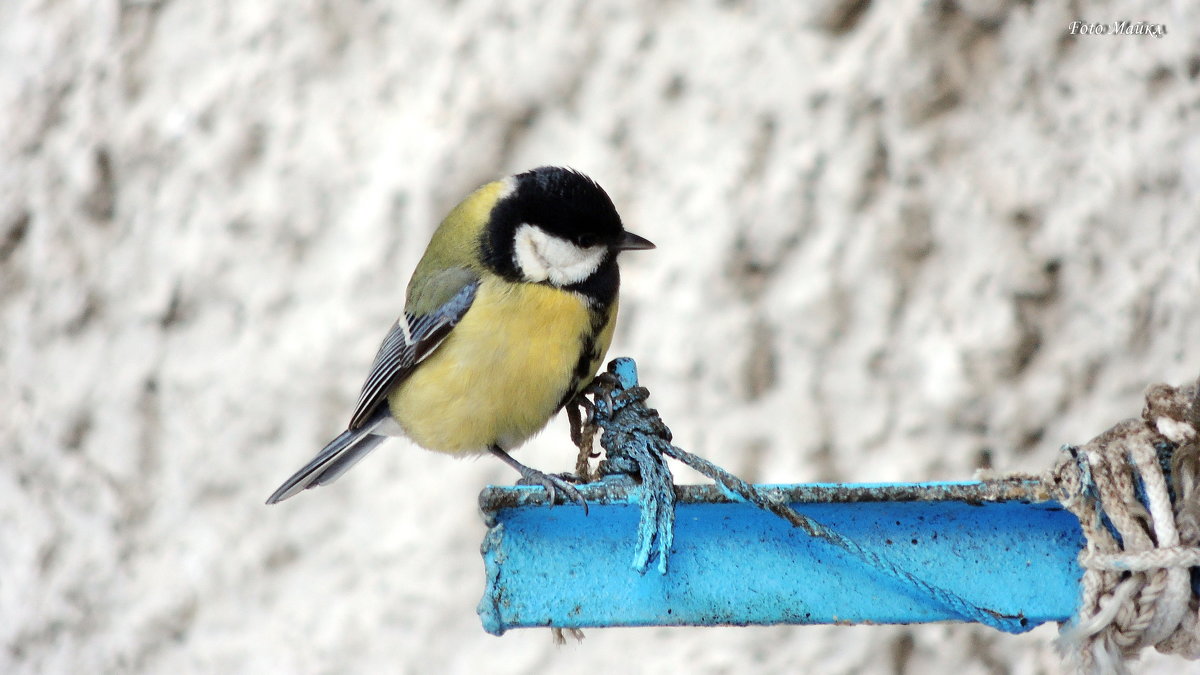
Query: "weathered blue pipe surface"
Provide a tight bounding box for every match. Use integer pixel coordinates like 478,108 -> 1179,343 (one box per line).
478,480 -> 1084,636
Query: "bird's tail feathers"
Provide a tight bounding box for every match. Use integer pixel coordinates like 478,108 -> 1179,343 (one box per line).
265,411 -> 391,504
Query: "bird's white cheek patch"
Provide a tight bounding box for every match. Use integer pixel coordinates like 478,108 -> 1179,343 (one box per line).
513,224 -> 606,286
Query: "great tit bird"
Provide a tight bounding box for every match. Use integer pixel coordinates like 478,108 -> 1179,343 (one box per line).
266,166 -> 654,506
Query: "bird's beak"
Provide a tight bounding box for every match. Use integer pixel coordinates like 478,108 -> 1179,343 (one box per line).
617,231 -> 656,251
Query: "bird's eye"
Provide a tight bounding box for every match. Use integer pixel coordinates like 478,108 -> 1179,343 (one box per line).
577,234 -> 597,248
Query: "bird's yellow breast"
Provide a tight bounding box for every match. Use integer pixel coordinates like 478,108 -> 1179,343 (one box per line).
388,276 -> 610,454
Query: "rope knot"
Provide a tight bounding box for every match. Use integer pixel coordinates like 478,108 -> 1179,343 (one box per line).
1050,376 -> 1200,673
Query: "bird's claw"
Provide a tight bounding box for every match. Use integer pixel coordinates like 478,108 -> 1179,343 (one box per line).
612,386 -> 649,407
517,469 -> 588,513
582,372 -> 622,418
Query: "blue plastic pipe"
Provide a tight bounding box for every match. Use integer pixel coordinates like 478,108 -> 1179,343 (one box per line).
478,480 -> 1084,636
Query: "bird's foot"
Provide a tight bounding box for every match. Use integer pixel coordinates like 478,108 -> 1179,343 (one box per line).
490,446 -> 588,513
582,371 -> 622,418
517,469 -> 587,511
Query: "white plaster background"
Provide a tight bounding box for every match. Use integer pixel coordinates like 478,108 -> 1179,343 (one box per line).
3,1 -> 1198,673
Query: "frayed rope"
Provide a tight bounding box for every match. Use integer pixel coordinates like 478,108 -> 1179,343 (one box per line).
1046,377 -> 1200,674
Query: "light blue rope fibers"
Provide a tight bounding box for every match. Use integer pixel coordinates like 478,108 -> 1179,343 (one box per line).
584,357 -> 1031,632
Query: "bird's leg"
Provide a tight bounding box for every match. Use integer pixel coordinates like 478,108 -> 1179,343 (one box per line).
490,445 -> 588,513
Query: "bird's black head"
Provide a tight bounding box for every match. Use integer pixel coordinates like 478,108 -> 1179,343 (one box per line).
501,167 -> 624,248
481,167 -> 653,292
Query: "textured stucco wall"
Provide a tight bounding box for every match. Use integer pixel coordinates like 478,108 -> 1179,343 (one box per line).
3,1 -> 1197,673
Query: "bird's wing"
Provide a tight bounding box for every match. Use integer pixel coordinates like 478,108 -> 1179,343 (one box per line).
346,269 -> 480,430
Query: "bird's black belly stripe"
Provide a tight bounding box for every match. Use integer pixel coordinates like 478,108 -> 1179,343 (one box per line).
556,306 -> 610,412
